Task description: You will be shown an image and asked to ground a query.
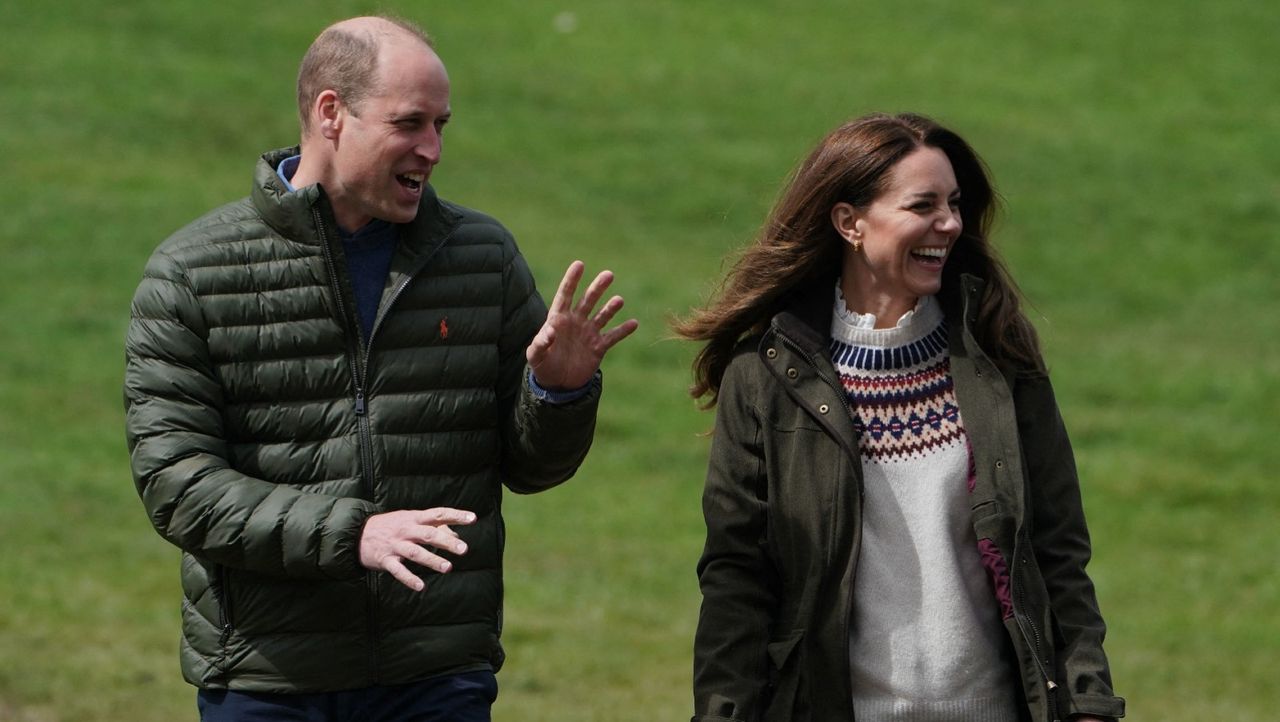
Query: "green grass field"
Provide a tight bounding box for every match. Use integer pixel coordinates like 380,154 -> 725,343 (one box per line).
2,0 -> 1277,719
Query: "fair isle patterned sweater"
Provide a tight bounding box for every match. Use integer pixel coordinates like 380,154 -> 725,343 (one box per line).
830,289 -> 1020,722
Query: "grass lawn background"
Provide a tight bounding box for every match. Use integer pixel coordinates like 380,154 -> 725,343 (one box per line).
1,1 -> 1276,719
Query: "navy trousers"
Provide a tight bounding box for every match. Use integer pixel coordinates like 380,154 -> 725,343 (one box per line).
196,671 -> 498,722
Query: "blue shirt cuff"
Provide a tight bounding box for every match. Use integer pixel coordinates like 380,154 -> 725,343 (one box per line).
527,369 -> 594,404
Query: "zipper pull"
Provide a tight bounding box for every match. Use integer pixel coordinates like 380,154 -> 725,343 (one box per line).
355,390 -> 367,416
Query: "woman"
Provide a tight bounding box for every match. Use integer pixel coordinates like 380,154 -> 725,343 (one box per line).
676,113 -> 1124,722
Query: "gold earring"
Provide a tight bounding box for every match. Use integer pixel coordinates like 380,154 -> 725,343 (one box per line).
852,237 -> 862,252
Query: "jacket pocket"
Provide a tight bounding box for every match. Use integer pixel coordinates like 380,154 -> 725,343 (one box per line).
970,500 -> 1008,544
212,565 -> 235,644
763,630 -> 808,722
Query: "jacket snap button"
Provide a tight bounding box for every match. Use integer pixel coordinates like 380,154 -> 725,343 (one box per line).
786,368 -> 798,379
766,348 -> 777,359
818,404 -> 829,414
995,460 -> 1004,469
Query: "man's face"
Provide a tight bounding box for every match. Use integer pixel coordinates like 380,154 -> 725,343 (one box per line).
328,40 -> 451,231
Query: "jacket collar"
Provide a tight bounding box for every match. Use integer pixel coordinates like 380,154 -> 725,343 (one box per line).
253,147 -> 321,242
768,278 -> 837,357
250,147 -> 462,254
948,273 -> 1021,383
956,273 -> 988,326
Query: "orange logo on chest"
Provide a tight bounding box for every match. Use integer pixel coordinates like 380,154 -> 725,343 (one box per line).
439,317 -> 449,339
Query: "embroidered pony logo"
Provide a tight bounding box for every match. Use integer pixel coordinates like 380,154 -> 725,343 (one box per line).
439,317 -> 449,339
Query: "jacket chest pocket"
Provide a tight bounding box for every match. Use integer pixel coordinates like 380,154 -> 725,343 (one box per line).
763,423 -> 848,564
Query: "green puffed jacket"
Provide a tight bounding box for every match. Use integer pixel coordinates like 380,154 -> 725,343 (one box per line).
124,148 -> 601,692
692,276 -> 1125,722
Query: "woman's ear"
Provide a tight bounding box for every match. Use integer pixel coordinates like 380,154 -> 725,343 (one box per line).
831,202 -> 864,244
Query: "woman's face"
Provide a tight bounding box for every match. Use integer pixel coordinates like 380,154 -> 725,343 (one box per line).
832,146 -> 962,323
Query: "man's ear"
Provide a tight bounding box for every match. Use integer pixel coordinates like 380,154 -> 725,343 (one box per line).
831,202 -> 865,243
313,89 -> 343,140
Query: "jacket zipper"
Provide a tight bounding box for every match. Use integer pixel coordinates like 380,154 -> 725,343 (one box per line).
957,281 -> 1060,719
314,208 -> 382,682
353,237 -> 448,405
314,210 -> 452,683
313,210 -> 377,492
215,564 -> 234,647
1013,537 -> 1059,721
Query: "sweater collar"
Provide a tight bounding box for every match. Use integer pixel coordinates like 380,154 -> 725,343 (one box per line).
830,293 -> 944,350
769,273 -> 985,356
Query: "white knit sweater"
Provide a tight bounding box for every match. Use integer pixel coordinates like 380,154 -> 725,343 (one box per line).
830,290 -> 1019,722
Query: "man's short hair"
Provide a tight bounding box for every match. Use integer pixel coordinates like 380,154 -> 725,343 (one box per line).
296,15 -> 433,133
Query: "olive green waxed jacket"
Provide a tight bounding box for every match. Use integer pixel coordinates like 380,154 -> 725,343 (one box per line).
692,277 -> 1125,722
125,148 -> 601,692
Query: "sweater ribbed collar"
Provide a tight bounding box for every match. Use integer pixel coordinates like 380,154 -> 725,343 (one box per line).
830,287 -> 944,350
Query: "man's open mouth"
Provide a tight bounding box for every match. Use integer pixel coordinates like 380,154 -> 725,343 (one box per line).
397,172 -> 425,191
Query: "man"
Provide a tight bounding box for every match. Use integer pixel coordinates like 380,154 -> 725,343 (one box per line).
124,15 -> 636,721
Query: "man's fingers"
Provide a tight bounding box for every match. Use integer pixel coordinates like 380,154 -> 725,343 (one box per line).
550,263 -> 618,318
525,324 -> 555,367
395,541 -> 457,573
549,261 -> 585,315
415,508 -> 477,526
601,318 -> 640,350
359,508 -> 477,587
575,270 -> 615,316
383,558 -> 426,592
410,525 -> 468,556
592,295 -> 626,328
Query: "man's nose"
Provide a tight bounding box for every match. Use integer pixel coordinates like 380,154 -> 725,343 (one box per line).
416,130 -> 441,163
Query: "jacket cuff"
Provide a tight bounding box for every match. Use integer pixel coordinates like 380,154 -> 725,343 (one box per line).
527,368 -> 596,404
321,499 -> 379,579
1062,692 -> 1127,720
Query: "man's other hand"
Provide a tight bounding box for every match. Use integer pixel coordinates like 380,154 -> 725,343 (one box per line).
359,508 -> 476,591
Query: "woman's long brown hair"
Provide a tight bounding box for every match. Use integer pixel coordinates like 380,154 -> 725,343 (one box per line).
673,113 -> 1045,406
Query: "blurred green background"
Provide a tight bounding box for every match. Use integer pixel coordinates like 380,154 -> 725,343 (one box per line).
2,1 -> 1277,719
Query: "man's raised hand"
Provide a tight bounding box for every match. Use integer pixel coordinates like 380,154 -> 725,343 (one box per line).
526,260 -> 638,390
